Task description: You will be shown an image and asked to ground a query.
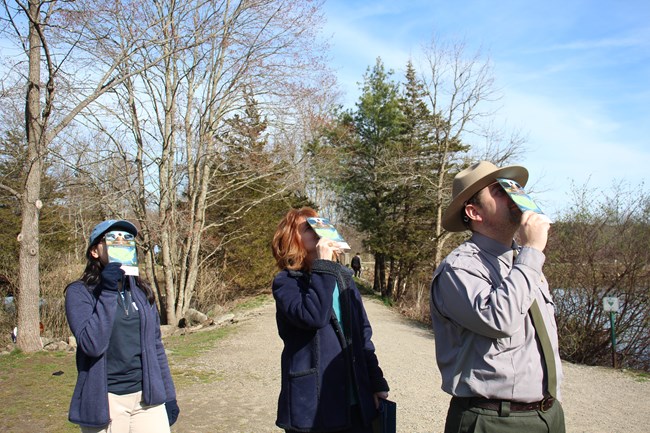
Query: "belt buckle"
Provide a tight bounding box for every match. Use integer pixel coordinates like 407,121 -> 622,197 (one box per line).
539,396 -> 553,412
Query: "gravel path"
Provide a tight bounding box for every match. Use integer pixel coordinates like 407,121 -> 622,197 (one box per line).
172,297 -> 649,433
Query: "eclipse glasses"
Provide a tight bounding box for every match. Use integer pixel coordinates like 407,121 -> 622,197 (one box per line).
103,231 -> 135,242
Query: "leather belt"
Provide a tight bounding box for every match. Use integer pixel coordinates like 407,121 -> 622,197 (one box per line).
456,396 -> 555,413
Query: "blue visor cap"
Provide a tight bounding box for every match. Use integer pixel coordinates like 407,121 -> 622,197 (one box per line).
89,219 -> 138,247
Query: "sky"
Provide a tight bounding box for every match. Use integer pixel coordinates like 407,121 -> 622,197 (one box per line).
320,0 -> 650,218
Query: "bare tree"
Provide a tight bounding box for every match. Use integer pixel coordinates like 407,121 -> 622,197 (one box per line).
0,0 -> 184,351
546,182 -> 650,371
71,0 -> 334,325
418,38 -> 524,268
152,0 -> 332,325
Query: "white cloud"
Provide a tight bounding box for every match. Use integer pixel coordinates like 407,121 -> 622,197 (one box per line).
499,89 -> 649,216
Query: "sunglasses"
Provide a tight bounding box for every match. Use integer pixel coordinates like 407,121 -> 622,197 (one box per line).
104,231 -> 135,242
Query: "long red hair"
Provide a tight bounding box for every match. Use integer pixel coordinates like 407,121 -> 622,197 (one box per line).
272,207 -> 318,271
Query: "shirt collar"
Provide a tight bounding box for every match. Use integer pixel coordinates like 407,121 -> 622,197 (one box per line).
470,232 -> 518,265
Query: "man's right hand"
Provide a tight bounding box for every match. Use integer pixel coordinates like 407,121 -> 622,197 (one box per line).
518,211 -> 550,252
100,262 -> 124,291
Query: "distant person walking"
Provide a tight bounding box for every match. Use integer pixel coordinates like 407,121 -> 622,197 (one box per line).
65,220 -> 179,433
271,207 -> 390,433
430,161 -> 565,433
351,252 -> 362,278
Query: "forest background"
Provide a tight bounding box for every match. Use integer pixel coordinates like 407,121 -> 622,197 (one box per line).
0,0 -> 648,372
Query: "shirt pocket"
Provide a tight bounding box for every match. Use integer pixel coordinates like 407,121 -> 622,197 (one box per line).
536,279 -> 558,331
496,330 -> 525,351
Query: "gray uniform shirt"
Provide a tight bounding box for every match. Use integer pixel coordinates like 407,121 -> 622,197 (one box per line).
430,232 -> 563,402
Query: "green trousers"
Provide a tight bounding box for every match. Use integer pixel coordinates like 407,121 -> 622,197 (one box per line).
444,397 -> 566,433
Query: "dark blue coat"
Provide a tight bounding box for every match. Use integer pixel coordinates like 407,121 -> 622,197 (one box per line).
272,260 -> 389,432
65,276 -> 176,428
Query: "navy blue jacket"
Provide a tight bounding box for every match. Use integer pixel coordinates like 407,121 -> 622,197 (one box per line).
65,276 -> 176,428
272,260 -> 389,432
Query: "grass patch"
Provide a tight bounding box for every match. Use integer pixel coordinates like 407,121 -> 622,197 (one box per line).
170,366 -> 224,386
165,326 -> 233,360
165,326 -> 233,386
232,293 -> 273,312
0,320 -> 236,431
355,278 -> 393,306
0,350 -> 78,433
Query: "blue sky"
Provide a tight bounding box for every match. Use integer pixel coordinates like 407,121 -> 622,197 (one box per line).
321,0 -> 650,218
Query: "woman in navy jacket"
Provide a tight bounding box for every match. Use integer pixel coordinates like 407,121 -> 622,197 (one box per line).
65,220 -> 179,432
271,207 -> 390,433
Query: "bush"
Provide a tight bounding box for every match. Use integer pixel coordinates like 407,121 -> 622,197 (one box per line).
546,183 -> 650,371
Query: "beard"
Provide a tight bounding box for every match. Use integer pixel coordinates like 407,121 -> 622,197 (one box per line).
508,205 -> 523,226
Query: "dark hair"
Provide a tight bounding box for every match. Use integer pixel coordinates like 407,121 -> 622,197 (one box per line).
81,244 -> 155,304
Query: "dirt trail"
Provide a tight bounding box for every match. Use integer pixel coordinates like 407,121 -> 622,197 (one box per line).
172,297 -> 650,433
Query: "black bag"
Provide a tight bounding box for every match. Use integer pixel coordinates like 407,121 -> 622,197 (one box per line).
372,399 -> 396,433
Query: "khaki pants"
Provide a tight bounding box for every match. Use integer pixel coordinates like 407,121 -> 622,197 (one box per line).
80,391 -> 170,433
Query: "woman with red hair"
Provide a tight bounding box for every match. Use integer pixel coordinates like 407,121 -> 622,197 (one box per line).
271,207 -> 390,433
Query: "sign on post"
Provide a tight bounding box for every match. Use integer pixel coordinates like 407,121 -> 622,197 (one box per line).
603,296 -> 619,313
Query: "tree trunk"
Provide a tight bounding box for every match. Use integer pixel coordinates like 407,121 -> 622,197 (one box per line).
373,253 -> 386,296
17,0 -> 45,352
395,264 -> 410,302
386,257 -> 396,300
160,26 -> 178,326
17,184 -> 43,352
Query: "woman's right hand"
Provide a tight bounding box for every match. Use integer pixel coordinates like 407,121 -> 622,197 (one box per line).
100,262 -> 124,291
315,237 -> 338,261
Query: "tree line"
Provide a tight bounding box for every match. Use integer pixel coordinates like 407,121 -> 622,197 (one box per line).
1,0 -> 647,371
1,0 -> 331,352
309,52 -> 522,307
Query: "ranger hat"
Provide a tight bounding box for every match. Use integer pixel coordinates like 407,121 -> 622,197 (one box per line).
442,161 -> 528,232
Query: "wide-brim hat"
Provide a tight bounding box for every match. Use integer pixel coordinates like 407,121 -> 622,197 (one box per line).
442,161 -> 529,232
88,219 -> 138,247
